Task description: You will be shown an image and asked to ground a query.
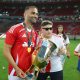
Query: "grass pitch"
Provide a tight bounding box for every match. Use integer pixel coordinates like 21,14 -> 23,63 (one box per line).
0,39 -> 80,80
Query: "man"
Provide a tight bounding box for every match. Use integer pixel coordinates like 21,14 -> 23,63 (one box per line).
36,20 -> 66,80
3,6 -> 38,80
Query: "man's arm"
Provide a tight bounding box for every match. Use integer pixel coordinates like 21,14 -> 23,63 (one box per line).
3,43 -> 26,78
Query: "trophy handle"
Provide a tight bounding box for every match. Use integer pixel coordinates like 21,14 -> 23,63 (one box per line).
44,40 -> 57,60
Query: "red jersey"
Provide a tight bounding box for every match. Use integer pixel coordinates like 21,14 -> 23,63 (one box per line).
5,23 -> 38,76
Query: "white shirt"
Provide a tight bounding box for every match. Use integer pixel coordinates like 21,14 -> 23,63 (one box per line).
58,34 -> 70,66
58,34 -> 70,47
74,43 -> 80,53
49,34 -> 66,72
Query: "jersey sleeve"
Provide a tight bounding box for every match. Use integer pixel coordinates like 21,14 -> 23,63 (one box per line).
5,26 -> 18,45
74,43 -> 80,53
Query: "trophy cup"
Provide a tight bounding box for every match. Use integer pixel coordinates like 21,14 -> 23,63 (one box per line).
26,39 -> 57,79
34,39 -> 57,68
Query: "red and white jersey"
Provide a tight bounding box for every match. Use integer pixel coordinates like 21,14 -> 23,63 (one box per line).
5,23 -> 38,76
74,43 -> 80,53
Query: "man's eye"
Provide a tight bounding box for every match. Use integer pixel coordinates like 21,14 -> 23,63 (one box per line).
32,12 -> 35,14
32,12 -> 38,15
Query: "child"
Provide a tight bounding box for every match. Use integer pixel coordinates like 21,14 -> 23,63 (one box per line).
74,43 -> 80,72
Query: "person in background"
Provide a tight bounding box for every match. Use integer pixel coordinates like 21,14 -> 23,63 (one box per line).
57,25 -> 70,66
74,43 -> 80,72
3,6 -> 39,80
36,20 -> 66,80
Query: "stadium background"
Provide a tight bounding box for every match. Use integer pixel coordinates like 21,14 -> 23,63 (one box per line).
0,0 -> 80,80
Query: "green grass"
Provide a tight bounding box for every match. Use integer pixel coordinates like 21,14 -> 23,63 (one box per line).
0,39 -> 8,80
0,39 -> 80,80
63,39 -> 80,80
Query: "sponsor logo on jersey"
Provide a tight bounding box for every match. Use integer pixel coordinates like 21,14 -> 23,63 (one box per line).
22,42 -> 28,47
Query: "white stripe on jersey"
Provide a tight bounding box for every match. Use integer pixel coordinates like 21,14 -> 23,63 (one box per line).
10,54 -> 19,76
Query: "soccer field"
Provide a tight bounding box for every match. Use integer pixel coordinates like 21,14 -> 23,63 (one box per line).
0,39 -> 80,80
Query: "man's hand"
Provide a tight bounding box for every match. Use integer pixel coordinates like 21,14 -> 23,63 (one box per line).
15,67 -> 26,78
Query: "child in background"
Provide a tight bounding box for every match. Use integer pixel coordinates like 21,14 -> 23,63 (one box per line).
74,43 -> 80,72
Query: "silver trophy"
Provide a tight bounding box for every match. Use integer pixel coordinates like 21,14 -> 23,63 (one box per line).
26,39 -> 57,79
34,39 -> 57,68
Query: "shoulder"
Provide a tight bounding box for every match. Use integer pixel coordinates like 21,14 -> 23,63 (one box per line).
77,43 -> 80,47
49,33 -> 63,45
52,33 -> 58,37
52,33 -> 62,40
75,43 -> 80,51
8,23 -> 23,33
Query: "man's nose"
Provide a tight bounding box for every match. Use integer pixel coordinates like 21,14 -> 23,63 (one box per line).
35,14 -> 38,18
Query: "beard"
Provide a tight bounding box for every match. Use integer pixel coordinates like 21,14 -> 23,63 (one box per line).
29,17 -> 38,24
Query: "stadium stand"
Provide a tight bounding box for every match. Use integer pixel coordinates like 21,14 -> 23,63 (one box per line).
0,0 -> 80,39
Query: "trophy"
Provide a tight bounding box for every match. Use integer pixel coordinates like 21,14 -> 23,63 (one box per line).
34,39 -> 56,67
26,38 -> 57,79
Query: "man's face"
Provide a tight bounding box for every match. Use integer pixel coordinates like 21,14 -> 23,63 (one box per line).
41,24 -> 53,38
24,8 -> 38,24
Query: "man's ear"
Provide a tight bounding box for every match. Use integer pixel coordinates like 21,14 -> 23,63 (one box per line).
24,11 -> 28,18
